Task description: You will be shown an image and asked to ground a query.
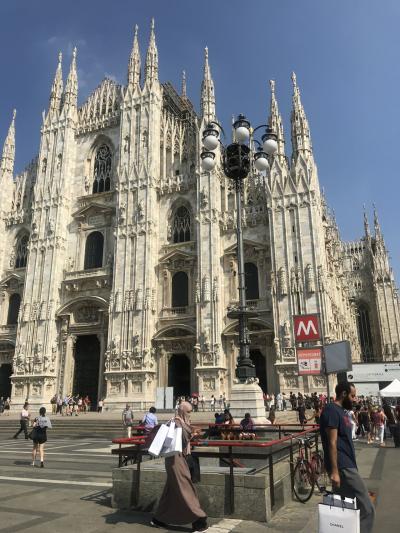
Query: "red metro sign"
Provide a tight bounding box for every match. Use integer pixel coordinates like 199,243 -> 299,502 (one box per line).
293,314 -> 321,342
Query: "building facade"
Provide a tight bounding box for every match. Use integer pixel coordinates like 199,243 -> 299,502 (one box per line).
0,22 -> 399,408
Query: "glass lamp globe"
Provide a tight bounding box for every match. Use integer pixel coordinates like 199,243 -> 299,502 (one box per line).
201,151 -> 216,171
263,137 -> 278,155
235,126 -> 250,143
233,114 -> 251,144
202,127 -> 219,150
254,151 -> 269,171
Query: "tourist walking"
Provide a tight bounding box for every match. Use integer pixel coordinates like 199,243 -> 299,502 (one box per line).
200,395 -> 205,411
13,402 -> 30,439
297,400 -> 307,426
218,394 -> 224,410
151,401 -> 208,532
4,397 -> 11,415
97,398 -> 104,413
320,382 -> 375,533
50,395 -> 57,415
373,407 -> 386,447
122,404 -> 134,438
31,407 -> 52,467
210,395 -> 215,412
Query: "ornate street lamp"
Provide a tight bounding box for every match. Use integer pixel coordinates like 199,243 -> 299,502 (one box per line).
201,115 -> 277,381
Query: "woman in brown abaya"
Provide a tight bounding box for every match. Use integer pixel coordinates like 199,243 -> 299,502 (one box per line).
151,401 -> 208,532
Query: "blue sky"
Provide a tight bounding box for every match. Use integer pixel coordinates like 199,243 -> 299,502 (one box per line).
0,0 -> 399,277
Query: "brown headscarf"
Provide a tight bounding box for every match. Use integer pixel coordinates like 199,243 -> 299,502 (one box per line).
175,401 -> 193,454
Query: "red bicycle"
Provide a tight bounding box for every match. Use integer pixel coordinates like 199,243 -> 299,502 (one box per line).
292,435 -> 329,503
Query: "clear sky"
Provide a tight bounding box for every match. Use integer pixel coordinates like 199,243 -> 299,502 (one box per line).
0,0 -> 399,277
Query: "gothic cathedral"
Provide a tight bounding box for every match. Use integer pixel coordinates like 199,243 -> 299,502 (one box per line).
0,21 -> 399,408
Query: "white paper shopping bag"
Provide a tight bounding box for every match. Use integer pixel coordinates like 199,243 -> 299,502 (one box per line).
163,421 -> 175,449
323,494 -> 357,509
318,503 -> 360,533
148,423 -> 169,457
161,427 -> 183,457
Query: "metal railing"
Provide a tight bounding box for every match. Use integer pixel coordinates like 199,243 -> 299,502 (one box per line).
161,306 -> 194,317
111,424 -> 320,515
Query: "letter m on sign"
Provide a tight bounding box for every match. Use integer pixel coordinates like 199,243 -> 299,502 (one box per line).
293,314 -> 321,342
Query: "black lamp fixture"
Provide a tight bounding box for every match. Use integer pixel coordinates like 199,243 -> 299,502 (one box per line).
200,115 -> 278,380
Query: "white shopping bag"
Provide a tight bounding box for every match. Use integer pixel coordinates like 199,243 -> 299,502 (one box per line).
163,421 -> 176,449
318,503 -> 360,533
323,493 -> 357,510
161,426 -> 183,457
148,424 -> 170,457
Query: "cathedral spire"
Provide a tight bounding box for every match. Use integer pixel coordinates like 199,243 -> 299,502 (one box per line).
268,80 -> 285,158
128,24 -> 141,87
373,204 -> 383,241
63,47 -> 78,110
201,47 -> 216,121
48,52 -> 63,118
181,70 -> 187,98
144,18 -> 158,85
1,109 -> 16,176
363,205 -> 371,238
291,72 -> 312,159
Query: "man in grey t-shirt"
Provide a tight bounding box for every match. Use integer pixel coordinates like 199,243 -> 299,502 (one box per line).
122,404 -> 134,438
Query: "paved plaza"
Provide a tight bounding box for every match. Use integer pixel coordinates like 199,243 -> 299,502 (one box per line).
0,412 -> 397,532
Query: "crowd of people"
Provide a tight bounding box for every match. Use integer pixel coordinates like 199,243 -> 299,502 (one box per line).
49,394 -> 104,415
173,393 -> 228,412
0,396 -> 11,415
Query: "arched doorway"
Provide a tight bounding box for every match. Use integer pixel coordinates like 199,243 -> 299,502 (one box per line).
0,363 -> 12,398
168,354 -> 191,398
250,349 -> 267,393
73,335 -> 100,408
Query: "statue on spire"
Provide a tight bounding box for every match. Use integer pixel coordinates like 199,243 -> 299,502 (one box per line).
181,70 -> 187,98
1,109 -> 16,176
201,46 -> 216,121
63,46 -> 78,111
363,204 -> 371,238
290,71 -> 312,159
144,18 -> 158,84
268,79 -> 285,159
128,24 -> 141,87
373,204 -> 383,240
48,51 -> 63,119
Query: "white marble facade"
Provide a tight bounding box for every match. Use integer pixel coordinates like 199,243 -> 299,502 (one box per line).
0,22 -> 399,409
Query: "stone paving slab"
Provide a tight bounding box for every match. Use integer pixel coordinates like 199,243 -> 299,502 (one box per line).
0,434 -> 396,532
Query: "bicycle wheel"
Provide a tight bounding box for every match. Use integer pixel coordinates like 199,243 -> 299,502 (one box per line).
312,452 -> 329,491
293,460 -> 315,503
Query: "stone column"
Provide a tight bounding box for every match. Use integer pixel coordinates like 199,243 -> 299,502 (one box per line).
97,330 -> 106,401
63,334 -> 77,395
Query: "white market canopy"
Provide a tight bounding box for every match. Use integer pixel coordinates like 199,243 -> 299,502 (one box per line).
379,378 -> 400,397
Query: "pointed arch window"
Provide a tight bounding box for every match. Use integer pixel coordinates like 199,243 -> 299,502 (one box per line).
92,144 -> 112,194
7,293 -> 21,325
172,206 -> 191,243
356,303 -> 373,361
172,271 -> 189,308
245,262 -> 259,300
84,231 -> 104,269
15,234 -> 29,269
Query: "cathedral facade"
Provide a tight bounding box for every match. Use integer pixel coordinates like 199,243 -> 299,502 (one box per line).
0,21 -> 399,409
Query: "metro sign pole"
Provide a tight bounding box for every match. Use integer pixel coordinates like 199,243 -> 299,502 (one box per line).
293,314 -> 331,400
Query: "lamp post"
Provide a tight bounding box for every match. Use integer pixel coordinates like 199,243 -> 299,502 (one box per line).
201,115 -> 277,382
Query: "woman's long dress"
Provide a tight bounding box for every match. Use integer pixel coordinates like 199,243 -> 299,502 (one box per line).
154,419 -> 206,525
